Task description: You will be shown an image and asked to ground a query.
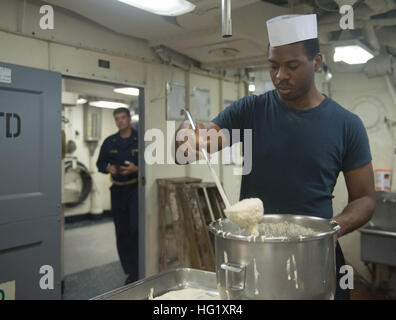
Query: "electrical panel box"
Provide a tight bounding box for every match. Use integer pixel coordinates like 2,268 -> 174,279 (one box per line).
191,87 -> 211,121
166,82 -> 185,120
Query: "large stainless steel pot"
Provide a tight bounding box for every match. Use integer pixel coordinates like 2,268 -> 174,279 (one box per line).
208,214 -> 340,300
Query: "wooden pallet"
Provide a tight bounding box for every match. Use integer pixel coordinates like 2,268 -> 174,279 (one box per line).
157,177 -> 201,271
157,178 -> 226,273
189,183 -> 226,253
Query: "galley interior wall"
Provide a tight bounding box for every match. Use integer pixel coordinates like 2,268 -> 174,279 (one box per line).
1,0 -> 396,283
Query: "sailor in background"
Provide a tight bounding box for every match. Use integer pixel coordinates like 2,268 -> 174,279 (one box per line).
97,107 -> 139,285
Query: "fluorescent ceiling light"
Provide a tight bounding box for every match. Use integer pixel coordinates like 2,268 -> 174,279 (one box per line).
77,98 -> 87,104
114,87 -> 140,96
248,84 -> 255,92
89,101 -> 129,109
118,0 -> 195,16
333,45 -> 374,64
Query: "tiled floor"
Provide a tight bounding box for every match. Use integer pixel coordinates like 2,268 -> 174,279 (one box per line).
62,261 -> 126,300
63,220 -> 119,276
62,216 -> 127,299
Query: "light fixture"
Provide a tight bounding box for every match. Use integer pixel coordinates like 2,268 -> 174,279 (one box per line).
89,101 -> 129,109
114,87 -> 140,96
333,43 -> 374,65
248,84 -> 256,92
131,114 -> 139,121
118,0 -> 195,16
77,98 -> 87,104
325,70 -> 333,81
321,62 -> 333,82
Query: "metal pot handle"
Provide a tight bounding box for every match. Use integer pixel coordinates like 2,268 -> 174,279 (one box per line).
220,263 -> 246,291
329,220 -> 341,233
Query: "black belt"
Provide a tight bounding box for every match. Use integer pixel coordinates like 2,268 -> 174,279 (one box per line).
111,177 -> 138,186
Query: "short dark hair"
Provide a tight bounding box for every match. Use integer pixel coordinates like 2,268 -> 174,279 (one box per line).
299,38 -> 320,60
267,38 -> 320,61
113,107 -> 130,117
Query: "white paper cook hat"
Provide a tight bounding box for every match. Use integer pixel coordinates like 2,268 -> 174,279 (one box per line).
266,14 -> 318,47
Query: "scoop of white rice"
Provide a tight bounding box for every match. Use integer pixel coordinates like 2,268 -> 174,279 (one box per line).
224,198 -> 264,235
258,221 -> 315,238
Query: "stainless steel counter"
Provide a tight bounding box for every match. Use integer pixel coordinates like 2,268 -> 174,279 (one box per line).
360,191 -> 396,267
91,268 -> 218,300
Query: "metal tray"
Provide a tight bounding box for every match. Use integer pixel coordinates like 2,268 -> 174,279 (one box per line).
91,268 -> 218,300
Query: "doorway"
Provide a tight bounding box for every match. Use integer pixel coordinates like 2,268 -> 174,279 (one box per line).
60,76 -> 145,299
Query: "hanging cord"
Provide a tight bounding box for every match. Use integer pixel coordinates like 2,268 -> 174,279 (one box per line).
150,62 -> 174,103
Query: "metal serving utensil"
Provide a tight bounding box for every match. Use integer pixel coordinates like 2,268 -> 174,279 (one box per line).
182,108 -> 231,210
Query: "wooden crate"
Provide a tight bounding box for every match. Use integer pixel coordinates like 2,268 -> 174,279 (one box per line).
157,178 -> 201,271
192,183 -> 226,250
156,178 -> 226,273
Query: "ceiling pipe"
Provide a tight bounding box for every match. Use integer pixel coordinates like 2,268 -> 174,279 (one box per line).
222,0 -> 232,38
334,0 -> 358,8
363,0 -> 396,14
319,0 -> 396,29
364,21 -> 381,54
317,4 -> 371,37
319,18 -> 396,35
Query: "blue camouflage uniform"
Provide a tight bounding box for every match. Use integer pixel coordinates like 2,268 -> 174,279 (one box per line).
97,128 -> 139,280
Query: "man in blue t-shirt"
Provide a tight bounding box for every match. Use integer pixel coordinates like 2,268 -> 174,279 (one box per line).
175,15 -> 375,300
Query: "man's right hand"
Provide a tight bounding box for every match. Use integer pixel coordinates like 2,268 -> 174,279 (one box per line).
174,120 -> 205,164
106,164 -> 118,175
176,120 -> 205,148
174,120 -> 225,165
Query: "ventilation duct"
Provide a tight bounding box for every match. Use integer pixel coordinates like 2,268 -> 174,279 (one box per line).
364,54 -> 396,105
364,54 -> 394,78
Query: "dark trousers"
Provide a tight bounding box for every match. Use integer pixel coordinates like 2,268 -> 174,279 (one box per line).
110,183 -> 139,278
335,242 -> 350,300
